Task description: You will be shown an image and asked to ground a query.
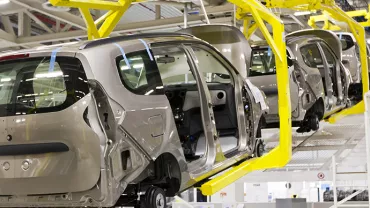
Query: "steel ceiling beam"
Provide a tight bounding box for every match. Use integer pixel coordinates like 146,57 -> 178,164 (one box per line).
1,16 -> 16,36
24,10 -> 54,33
10,0 -> 87,30
16,7 -> 232,45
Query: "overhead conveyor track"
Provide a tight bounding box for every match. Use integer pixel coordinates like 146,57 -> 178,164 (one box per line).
48,0 -> 367,197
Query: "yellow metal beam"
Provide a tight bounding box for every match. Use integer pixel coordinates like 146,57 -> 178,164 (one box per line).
98,0 -> 131,38
51,0 -> 132,40
79,8 -> 100,39
243,17 -> 258,40
200,0 -> 292,195
50,0 -> 123,10
201,0 -> 369,195
318,4 -> 369,122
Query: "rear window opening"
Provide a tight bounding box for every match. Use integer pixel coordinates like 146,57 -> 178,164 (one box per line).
250,48 -> 293,77
0,56 -> 89,117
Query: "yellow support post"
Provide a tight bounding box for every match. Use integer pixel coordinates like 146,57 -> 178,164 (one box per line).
319,5 -> 368,123
201,0 -> 369,195
200,0 -> 292,195
243,17 -> 258,40
264,0 -> 369,122
50,0 -> 132,40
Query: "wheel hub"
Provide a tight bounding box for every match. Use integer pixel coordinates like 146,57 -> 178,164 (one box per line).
156,194 -> 165,208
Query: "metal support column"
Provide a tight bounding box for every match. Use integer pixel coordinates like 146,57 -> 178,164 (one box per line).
184,3 -> 188,28
155,5 -> 161,20
199,0 -> 210,24
365,92 -> 370,207
332,156 -> 338,208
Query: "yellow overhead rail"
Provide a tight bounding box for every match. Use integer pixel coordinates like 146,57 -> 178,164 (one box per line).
309,5 -> 370,30
242,1 -> 369,124
201,0 -> 369,194
304,3 -> 369,123
49,0 -> 132,39
200,0 -> 292,195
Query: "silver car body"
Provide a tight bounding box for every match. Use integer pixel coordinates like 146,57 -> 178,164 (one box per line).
0,34 -> 266,207
179,25 -> 351,128
251,30 -> 352,127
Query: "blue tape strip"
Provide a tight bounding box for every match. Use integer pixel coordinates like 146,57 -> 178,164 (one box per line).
267,47 -> 272,56
49,47 -> 62,72
139,39 -> 153,61
339,33 -> 343,40
113,43 -> 131,69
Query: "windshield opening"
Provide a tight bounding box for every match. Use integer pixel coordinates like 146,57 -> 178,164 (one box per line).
250,48 -> 293,77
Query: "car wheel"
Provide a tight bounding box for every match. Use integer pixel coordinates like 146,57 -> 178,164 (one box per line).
255,139 -> 265,157
309,115 -> 319,131
143,186 -> 166,208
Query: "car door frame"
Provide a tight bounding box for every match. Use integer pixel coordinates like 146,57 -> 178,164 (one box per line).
317,41 -> 345,102
150,42 -> 219,175
183,41 -> 254,154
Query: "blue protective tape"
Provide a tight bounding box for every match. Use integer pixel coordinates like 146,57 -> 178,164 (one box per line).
139,39 -> 153,61
113,43 -> 131,69
49,47 -> 62,72
339,33 -> 343,40
267,47 -> 272,56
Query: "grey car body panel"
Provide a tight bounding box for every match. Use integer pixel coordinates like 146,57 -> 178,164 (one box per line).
183,90 -> 227,111
336,32 -> 366,83
251,32 -> 351,124
179,25 -> 350,125
0,34 -> 266,207
286,29 -> 342,60
0,95 -> 101,194
179,24 -> 252,78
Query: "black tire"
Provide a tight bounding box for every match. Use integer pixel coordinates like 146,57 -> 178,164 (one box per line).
309,115 -> 320,131
255,139 -> 264,157
143,186 -> 166,208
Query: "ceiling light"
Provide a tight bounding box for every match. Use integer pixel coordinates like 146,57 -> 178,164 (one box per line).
0,0 -> 10,5
0,78 -> 11,82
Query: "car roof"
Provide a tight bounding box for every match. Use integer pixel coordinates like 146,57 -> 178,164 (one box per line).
0,33 -> 199,58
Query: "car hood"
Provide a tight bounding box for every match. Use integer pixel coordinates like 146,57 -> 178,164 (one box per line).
178,24 -> 251,78
286,29 -> 342,59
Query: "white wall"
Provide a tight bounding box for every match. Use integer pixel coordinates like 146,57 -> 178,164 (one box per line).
244,183 -> 268,202
209,179 -> 367,203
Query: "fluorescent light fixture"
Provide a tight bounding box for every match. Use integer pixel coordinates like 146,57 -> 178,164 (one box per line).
133,64 -> 144,69
121,65 -> 130,70
35,71 -> 63,78
294,11 -> 311,16
129,57 -> 142,61
1,78 -> 11,82
0,0 -> 10,5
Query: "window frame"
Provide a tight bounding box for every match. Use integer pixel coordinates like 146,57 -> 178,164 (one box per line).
115,50 -> 164,96
0,56 -> 89,116
299,43 -> 325,69
183,42 -> 236,85
319,42 -> 338,68
152,40 -> 239,81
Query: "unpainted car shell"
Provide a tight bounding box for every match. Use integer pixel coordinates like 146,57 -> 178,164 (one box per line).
254,31 -> 351,126
0,34 -> 266,207
336,32 -> 362,83
180,25 -> 351,128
